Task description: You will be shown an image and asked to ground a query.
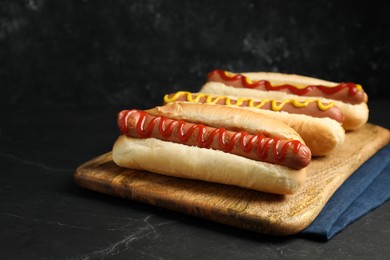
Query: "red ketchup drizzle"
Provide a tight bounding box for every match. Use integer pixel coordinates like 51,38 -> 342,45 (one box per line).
122,110 -> 303,164
208,69 -> 360,97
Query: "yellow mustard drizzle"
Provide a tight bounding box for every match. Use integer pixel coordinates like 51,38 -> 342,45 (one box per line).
244,77 -> 254,85
164,91 -> 334,111
223,71 -> 236,78
246,99 -> 268,108
270,100 -> 291,111
291,99 -> 312,108
316,100 -> 335,110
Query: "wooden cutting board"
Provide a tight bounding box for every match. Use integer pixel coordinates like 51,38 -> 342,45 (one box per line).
75,124 -> 390,235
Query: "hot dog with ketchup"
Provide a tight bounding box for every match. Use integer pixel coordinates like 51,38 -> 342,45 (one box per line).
164,92 -> 345,156
113,102 -> 311,195
203,69 -> 368,130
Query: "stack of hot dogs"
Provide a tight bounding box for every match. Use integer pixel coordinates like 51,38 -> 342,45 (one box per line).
113,69 -> 369,195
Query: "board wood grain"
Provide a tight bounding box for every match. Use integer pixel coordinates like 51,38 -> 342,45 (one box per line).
75,123 -> 389,235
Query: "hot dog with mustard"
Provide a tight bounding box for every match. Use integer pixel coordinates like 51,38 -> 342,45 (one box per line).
164,92 -> 345,156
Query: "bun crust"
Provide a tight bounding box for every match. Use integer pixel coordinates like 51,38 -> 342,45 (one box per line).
242,72 -> 338,87
146,102 -> 304,142
242,108 -> 345,156
201,82 -> 368,130
112,135 -> 306,195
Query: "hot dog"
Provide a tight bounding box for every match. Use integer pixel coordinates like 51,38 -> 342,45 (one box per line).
113,102 -> 311,195
203,69 -> 369,130
164,92 -> 345,156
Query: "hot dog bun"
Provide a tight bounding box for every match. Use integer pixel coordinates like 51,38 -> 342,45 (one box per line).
163,92 -> 344,156
205,70 -> 369,130
146,102 -> 304,142
113,103 -> 309,195
113,136 -> 305,195
245,109 -> 344,156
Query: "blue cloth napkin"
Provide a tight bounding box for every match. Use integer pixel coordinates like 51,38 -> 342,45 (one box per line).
301,144 -> 390,240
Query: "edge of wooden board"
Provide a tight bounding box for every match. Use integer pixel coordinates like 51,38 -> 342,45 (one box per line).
75,123 -> 390,235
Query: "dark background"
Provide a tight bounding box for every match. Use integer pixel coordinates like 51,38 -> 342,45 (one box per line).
1,0 -> 389,108
1,1 -> 390,258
